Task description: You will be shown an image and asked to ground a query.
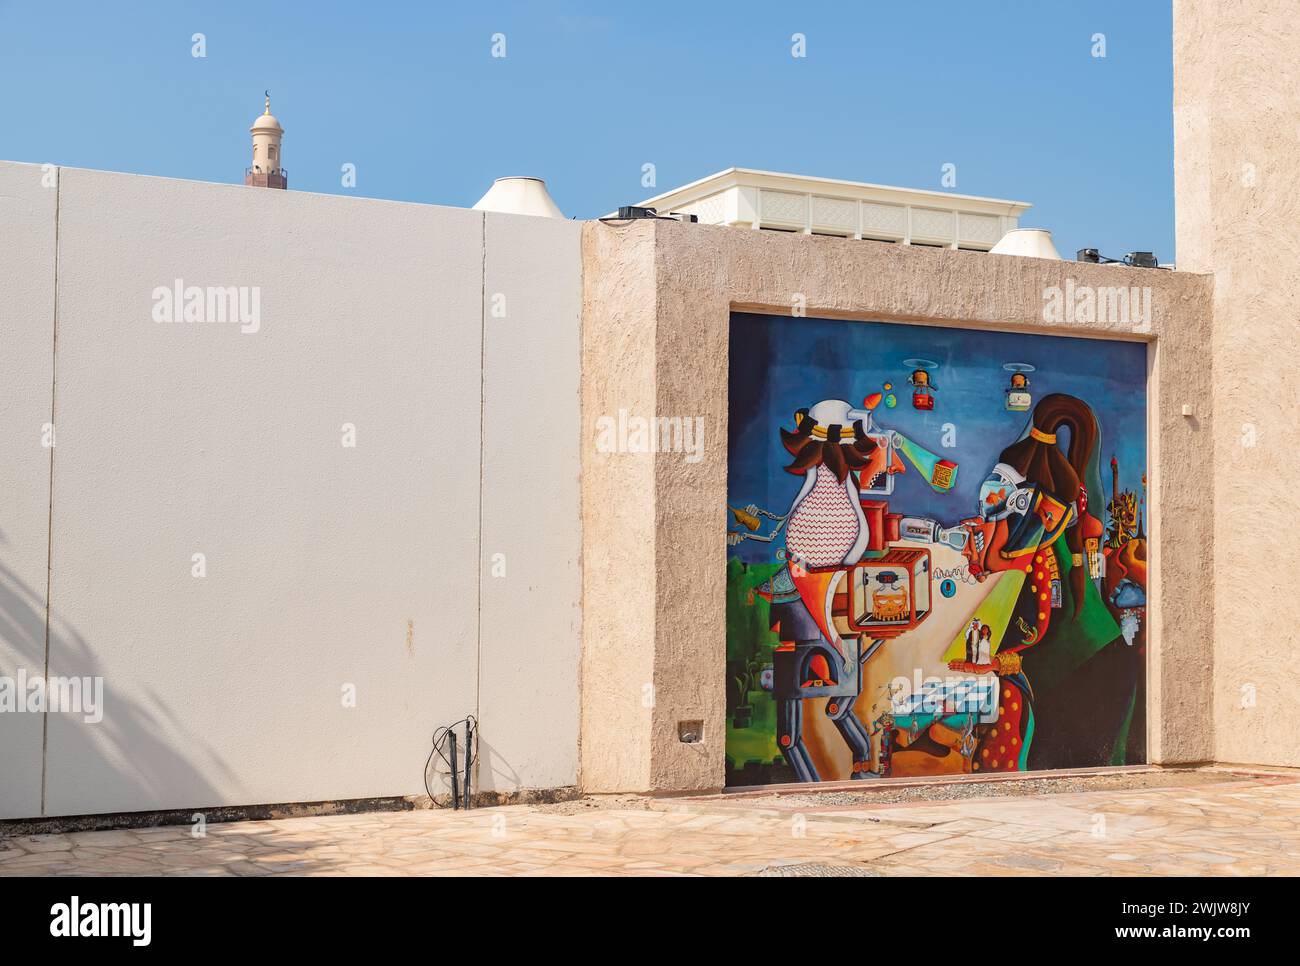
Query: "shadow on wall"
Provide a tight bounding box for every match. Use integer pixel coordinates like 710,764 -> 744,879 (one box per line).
477,738 -> 521,795
0,534 -> 235,820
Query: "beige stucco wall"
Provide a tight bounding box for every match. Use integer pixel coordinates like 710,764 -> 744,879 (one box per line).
1175,1 -> 1300,767
578,223 -> 659,791
581,219 -> 1216,792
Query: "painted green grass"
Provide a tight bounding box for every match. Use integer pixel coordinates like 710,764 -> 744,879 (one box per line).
726,557 -> 782,768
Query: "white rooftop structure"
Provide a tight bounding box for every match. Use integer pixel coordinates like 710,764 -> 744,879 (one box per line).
626,167 -> 1033,252
989,227 -> 1062,260
474,176 -> 566,219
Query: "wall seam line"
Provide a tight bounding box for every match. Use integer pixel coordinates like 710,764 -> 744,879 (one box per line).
475,212 -> 486,725
39,167 -> 61,817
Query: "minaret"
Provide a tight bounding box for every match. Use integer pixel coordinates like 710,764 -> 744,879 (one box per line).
245,93 -> 286,189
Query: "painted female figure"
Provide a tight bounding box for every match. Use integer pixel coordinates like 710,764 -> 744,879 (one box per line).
955,393 -> 1124,771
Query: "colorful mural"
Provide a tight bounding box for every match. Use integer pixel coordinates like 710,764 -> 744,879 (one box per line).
726,312 -> 1148,786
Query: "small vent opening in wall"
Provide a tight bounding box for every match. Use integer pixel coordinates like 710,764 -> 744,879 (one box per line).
678,721 -> 703,744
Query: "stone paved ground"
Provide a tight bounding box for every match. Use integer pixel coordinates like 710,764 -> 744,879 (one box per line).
3,771 -> 1299,876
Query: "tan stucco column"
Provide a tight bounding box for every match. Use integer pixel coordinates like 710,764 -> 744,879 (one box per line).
1175,1 -> 1300,767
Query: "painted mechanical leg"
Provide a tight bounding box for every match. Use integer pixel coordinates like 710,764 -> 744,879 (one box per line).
826,698 -> 874,778
776,697 -> 820,783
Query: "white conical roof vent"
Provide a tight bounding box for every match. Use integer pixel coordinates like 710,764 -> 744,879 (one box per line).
989,228 -> 1061,260
472,177 -> 565,219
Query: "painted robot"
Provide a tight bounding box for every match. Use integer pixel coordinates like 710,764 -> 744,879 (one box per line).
728,399 -> 890,781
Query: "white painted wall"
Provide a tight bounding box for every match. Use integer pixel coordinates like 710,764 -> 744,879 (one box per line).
0,161 -> 582,819
0,162 -> 57,819
479,213 -> 582,792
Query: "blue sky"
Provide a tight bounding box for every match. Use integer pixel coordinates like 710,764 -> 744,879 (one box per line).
727,312 -> 1148,565
0,1 -> 1174,260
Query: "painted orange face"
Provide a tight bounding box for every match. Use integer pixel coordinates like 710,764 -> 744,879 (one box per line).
960,518 -> 1015,578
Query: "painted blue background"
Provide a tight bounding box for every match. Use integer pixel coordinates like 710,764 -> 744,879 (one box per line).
727,312 -> 1148,565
